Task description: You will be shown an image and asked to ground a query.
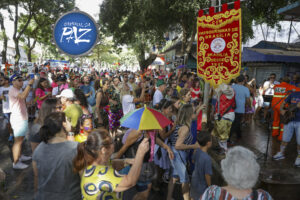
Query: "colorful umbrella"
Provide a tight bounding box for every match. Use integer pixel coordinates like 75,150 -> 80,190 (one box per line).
120,105 -> 172,130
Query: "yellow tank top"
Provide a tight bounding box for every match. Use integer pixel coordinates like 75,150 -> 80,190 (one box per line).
81,164 -> 124,200
75,133 -> 88,143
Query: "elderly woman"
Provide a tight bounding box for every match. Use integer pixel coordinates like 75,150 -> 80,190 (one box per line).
200,146 -> 272,200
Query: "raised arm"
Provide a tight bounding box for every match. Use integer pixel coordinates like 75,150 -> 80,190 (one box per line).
114,138 -> 149,192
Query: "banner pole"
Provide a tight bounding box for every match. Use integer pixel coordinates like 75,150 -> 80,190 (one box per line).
201,0 -> 217,130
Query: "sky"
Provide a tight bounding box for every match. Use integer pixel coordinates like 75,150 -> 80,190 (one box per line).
1,0 -> 300,52
75,0 -> 102,19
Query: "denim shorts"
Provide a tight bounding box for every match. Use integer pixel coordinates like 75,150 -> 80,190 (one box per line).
170,146 -> 189,183
263,102 -> 270,107
11,120 -> 28,137
282,121 -> 300,145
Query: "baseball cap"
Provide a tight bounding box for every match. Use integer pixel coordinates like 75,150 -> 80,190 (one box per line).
56,89 -> 74,99
9,73 -> 22,83
156,79 -> 166,87
57,74 -> 67,82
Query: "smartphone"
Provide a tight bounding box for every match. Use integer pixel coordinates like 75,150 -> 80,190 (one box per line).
30,73 -> 35,79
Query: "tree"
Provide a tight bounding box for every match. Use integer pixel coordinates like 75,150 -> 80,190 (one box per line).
0,13 -> 9,64
100,0 -> 299,71
100,0 -> 171,70
9,0 -> 74,65
0,0 -> 13,64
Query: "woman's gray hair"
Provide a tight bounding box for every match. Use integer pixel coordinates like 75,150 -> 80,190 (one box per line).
221,146 -> 260,190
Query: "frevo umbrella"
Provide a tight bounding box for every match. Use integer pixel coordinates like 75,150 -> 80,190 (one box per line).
120,105 -> 172,130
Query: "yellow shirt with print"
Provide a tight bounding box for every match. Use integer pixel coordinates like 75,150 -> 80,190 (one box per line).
74,133 -> 88,143
81,164 -> 124,200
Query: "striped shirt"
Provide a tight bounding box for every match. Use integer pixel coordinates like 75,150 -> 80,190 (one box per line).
169,125 -> 193,147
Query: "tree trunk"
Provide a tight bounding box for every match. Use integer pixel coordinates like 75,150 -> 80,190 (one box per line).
181,22 -> 188,56
27,37 -> 37,62
137,49 -> 157,71
13,2 -> 20,66
0,14 -> 8,64
13,0 -> 33,66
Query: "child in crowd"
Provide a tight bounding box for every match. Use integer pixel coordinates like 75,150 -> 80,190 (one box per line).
190,131 -> 213,200
75,114 -> 93,143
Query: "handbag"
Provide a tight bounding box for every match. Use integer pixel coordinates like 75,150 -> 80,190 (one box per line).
123,135 -> 157,182
138,161 -> 157,182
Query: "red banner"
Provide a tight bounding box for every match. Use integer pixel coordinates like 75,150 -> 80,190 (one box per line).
197,0 -> 242,88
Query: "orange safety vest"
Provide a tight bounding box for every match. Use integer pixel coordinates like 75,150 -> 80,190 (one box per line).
271,82 -> 299,107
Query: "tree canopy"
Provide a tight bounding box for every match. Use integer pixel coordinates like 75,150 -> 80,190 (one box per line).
100,0 -> 299,70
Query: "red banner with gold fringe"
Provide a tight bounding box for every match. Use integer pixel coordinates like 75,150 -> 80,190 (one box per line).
197,0 -> 242,88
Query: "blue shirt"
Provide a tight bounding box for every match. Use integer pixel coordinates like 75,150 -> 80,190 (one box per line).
285,92 -> 300,121
80,85 -> 96,106
190,149 -> 212,199
231,84 -> 250,113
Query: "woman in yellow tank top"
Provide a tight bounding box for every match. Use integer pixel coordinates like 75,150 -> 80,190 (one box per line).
73,129 -> 149,200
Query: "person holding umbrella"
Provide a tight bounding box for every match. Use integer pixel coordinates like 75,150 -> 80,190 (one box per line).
116,105 -> 174,199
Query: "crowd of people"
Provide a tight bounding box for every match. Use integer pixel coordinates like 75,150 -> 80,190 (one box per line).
1,65 -> 300,200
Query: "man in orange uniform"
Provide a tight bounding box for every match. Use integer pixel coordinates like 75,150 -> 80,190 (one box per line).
272,77 -> 300,141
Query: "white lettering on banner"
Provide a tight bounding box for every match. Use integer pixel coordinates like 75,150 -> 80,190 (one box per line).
60,26 -> 91,44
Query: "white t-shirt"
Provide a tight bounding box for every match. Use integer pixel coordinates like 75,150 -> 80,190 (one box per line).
122,94 -> 136,115
0,86 -> 12,113
263,81 -> 280,95
153,90 -> 163,107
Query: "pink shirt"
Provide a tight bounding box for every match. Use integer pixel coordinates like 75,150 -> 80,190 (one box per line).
9,86 -> 28,121
35,88 -> 52,109
51,82 -> 58,88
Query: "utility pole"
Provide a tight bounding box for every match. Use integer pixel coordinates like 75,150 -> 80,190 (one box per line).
201,0 -> 217,129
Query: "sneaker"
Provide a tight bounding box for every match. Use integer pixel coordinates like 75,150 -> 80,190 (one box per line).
295,156 -> 300,167
19,155 -> 32,162
13,161 -> 29,170
8,135 -> 14,142
273,151 -> 285,160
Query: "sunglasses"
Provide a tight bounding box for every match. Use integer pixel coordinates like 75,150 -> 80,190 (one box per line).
17,79 -> 23,82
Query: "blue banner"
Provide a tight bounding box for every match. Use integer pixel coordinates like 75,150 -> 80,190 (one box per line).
53,11 -> 98,56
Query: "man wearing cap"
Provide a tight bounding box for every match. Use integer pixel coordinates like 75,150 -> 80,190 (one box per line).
153,79 -> 166,108
9,73 -> 34,169
57,89 -> 83,139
